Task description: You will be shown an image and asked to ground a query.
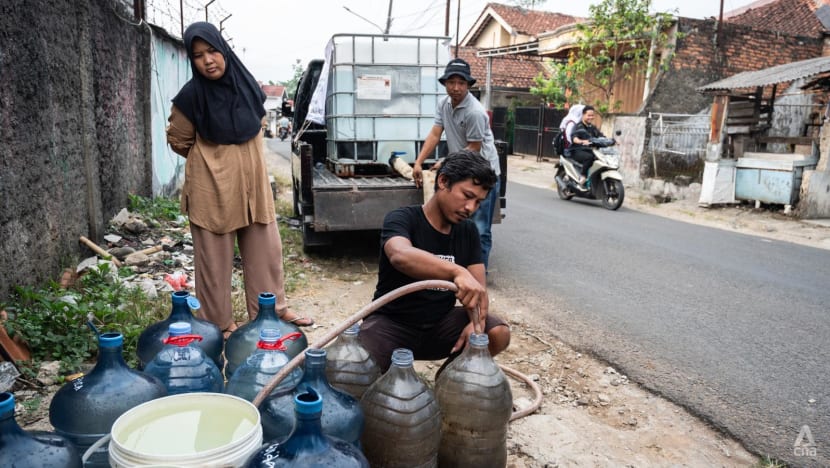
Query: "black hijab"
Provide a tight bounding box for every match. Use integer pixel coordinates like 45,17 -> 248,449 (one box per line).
172,22 -> 266,145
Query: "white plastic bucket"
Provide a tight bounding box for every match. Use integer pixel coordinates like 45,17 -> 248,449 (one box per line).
108,392 -> 262,467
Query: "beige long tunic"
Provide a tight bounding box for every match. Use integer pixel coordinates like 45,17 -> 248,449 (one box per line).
166,105 -> 275,234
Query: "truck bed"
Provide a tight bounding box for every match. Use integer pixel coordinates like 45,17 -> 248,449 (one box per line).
312,165 -> 416,191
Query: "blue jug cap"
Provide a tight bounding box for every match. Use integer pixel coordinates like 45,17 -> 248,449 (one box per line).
169,322 -> 192,335
343,323 -> 360,336
259,328 -> 280,342
98,332 -> 124,348
171,290 -> 189,304
186,296 -> 201,310
0,392 -> 14,413
258,292 -> 276,306
391,151 -> 406,156
294,387 -> 322,415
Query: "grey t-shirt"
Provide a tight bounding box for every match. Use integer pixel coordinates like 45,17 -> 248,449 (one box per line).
435,92 -> 501,176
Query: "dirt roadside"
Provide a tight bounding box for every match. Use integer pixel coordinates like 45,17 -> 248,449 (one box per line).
265,148 -> 830,467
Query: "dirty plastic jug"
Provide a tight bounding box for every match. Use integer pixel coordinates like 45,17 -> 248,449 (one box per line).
1,392 -> 82,468
143,322 -> 224,395
360,348 -> 441,467
435,333 -> 513,467
260,348 -> 364,446
245,388 -> 369,467
49,332 -> 166,467
225,328 -> 304,402
324,323 -> 381,399
136,290 -> 223,369
225,292 -> 308,377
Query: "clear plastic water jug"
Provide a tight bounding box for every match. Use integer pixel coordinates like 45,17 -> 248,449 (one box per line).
1,392 -> 82,468
325,323 -> 381,399
245,388 -> 369,467
225,328 -> 304,402
260,348 -> 364,446
435,333 -> 513,467
48,332 -> 166,467
136,290 -> 223,369
225,292 -> 308,376
143,322 -> 224,394
360,348 -> 441,467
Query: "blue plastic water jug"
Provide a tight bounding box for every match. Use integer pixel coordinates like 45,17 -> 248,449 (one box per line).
143,322 -> 224,394
225,292 -> 308,376
1,392 -> 82,467
360,348 -> 441,467
435,333 -> 513,467
225,328 -> 303,402
49,332 -> 166,467
136,290 -> 223,369
324,323 -> 381,399
260,348 -> 364,446
245,388 -> 369,467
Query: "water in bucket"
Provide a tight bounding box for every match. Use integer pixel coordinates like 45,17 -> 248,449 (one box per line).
225,292 -> 308,377
435,333 -> 513,467
225,328 -> 303,402
49,332 -> 167,467
360,348 -> 441,467
245,388 -> 368,467
260,348 -> 364,446
109,392 -> 262,467
1,392 -> 82,467
324,323 -> 381,399
136,290 -> 223,369
143,322 -> 224,395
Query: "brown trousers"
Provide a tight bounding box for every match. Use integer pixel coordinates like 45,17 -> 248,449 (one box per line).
190,221 -> 288,331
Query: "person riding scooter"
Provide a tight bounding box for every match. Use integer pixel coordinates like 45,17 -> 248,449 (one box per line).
569,105 -> 609,188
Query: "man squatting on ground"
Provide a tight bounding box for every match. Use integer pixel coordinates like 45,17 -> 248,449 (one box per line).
359,150 -> 511,372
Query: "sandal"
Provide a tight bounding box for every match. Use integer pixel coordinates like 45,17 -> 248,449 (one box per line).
280,311 -> 315,327
222,323 -> 239,340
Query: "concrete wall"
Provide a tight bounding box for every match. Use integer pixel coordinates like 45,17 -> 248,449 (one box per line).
149,26 -> 190,197
0,0 -> 152,301
603,115 -> 647,187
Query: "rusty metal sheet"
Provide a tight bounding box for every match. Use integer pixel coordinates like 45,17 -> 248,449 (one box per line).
697,56 -> 830,93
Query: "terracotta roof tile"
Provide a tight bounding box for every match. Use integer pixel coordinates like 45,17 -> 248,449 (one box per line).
725,0 -> 829,37
456,46 -> 544,89
487,3 -> 580,37
261,85 -> 285,97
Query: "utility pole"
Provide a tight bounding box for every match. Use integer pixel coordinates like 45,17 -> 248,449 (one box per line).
716,0 -> 724,49
205,0 -> 216,22
455,0 -> 461,56
445,0 -> 450,36
384,0 -> 393,35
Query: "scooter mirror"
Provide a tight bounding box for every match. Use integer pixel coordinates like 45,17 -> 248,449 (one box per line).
615,130 -> 622,136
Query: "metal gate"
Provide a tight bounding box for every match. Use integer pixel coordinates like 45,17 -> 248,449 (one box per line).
647,113 -> 710,178
514,106 -> 567,161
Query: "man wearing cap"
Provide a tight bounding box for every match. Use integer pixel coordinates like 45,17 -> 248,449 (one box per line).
412,58 -> 501,273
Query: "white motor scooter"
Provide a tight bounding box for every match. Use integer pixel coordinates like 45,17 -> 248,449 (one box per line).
554,136 -> 625,210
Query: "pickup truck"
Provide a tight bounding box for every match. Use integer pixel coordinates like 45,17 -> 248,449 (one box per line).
287,34 -> 506,250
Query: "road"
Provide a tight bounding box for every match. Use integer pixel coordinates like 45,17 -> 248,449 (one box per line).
490,181 -> 829,466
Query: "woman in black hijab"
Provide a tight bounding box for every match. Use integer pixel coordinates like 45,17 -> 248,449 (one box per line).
167,22 -> 314,336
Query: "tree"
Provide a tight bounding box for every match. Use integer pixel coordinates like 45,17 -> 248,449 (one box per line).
533,0 -> 676,112
530,60 -> 581,109
279,59 -> 304,98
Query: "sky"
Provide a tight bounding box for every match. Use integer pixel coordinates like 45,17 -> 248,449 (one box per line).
173,0 -> 762,84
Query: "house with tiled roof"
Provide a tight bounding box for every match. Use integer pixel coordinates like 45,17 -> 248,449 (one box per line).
724,0 -> 830,38
260,84 -> 287,136
456,3 -> 583,108
461,3 -> 581,48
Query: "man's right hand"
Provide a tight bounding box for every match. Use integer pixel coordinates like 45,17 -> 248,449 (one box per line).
453,268 -> 487,318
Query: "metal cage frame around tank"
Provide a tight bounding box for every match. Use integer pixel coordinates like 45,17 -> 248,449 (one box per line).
324,34 -> 452,171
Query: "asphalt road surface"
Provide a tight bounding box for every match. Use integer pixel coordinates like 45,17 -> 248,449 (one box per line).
490,181 -> 829,466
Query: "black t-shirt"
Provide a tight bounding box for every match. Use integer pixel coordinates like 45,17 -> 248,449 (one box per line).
373,205 -> 482,325
570,122 -> 603,158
